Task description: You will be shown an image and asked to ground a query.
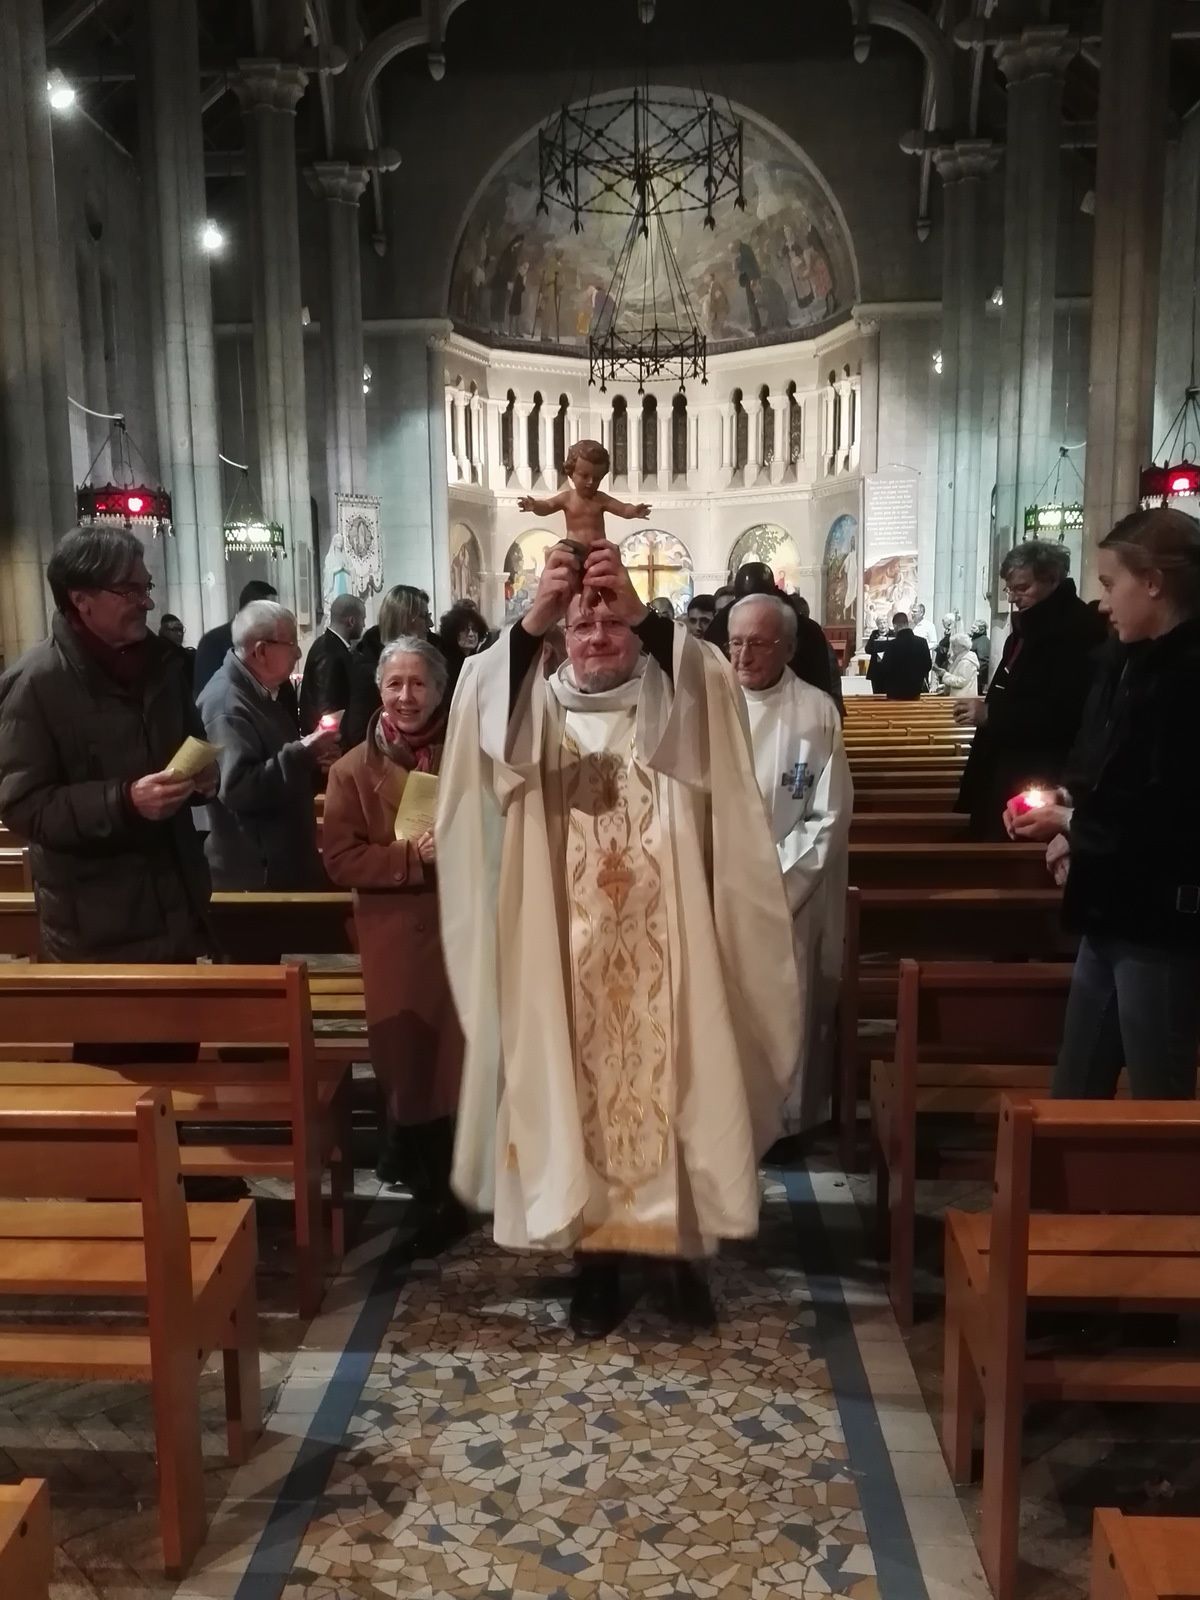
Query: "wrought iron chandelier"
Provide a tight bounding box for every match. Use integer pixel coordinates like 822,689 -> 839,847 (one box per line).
1140,384 -> 1200,507
1024,446 -> 1084,542
75,415 -> 172,538
538,88 -> 744,390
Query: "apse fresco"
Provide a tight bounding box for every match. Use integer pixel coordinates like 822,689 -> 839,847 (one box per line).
822,513 -> 858,626
449,523 -> 483,608
729,524 -> 802,596
450,95 -> 854,351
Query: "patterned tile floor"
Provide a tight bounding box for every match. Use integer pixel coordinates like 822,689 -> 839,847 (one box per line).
286,1195 -> 884,1600
7,1156 -> 1198,1599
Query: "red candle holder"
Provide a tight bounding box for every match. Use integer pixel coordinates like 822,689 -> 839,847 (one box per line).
1009,786 -> 1049,817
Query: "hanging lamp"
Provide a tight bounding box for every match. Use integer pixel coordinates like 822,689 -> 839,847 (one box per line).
221,465 -> 285,559
75,414 -> 172,537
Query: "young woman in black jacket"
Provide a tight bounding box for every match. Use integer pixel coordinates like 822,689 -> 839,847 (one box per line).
1007,507 -> 1200,1098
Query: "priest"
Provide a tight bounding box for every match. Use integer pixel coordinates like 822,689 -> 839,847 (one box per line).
437,541 -> 800,1339
728,595 -> 853,1133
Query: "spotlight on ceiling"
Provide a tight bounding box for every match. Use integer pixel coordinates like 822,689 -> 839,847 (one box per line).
427,48 -> 446,81
853,31 -> 871,63
990,285 -> 1004,308
638,0 -> 656,21
47,71 -> 76,112
932,349 -> 944,376
201,221 -> 225,254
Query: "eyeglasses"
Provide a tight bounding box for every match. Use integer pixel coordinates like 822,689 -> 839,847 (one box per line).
566,620 -> 629,638
729,637 -> 782,653
262,636 -> 299,650
102,579 -> 155,601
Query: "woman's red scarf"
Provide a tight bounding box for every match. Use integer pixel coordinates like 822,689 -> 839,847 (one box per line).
375,708 -> 447,773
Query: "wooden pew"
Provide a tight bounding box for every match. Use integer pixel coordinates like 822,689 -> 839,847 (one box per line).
1091,1509 -> 1200,1599
871,959 -> 1073,1326
836,884 -> 1070,1171
849,757 -> 968,784
0,891 -> 355,962
849,813 -> 971,844
852,786 -> 959,814
942,1098 -> 1200,1600
848,842 -> 1048,892
0,1480 -> 51,1599
0,1087 -> 260,1576
0,964 -> 351,1318
0,850 -> 30,894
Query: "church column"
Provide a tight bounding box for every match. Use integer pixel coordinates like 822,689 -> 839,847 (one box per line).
1081,0 -> 1170,591
233,59 -> 312,617
304,160 -> 369,548
992,25 -> 1072,582
769,394 -> 791,486
933,139 -> 1000,622
141,0 -> 226,638
511,399 -> 532,490
0,0 -> 73,660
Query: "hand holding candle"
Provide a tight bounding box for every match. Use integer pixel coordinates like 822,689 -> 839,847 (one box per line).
1004,785 -> 1072,842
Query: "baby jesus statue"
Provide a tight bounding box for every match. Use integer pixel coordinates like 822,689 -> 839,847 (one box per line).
517,438 -> 650,561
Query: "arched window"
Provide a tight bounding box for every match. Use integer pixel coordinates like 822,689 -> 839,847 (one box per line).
671,393 -> 688,480
501,389 -> 516,474
787,380 -> 802,463
553,394 -> 569,477
845,364 -> 857,455
732,388 -> 748,472
759,385 -> 774,466
641,394 -> 658,478
528,391 -> 543,476
828,371 -> 842,467
612,396 -> 629,478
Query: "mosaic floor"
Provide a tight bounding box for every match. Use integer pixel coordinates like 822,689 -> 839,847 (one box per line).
8,1159 -> 1198,1599
289,1198 -> 879,1600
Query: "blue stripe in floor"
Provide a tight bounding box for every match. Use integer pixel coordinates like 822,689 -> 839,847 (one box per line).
780,1166 -> 931,1600
233,1229 -> 412,1600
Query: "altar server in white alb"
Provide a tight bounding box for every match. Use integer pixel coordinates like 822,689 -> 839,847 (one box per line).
729,594 -> 853,1133
437,541 -> 800,1340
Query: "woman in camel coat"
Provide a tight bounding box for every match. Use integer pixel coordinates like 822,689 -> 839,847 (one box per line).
322,635 -> 465,1249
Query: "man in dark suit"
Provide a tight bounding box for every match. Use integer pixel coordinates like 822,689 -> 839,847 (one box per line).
194,580 -> 279,697
299,594 -> 366,732
871,612 -> 932,700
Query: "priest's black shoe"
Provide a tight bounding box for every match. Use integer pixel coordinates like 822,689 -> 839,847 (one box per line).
663,1260 -> 717,1329
568,1258 -> 626,1340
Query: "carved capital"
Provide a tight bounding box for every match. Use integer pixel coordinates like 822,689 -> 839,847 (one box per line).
994,24 -> 1074,85
933,138 -> 1001,185
305,160 -> 370,206
232,59 -> 308,113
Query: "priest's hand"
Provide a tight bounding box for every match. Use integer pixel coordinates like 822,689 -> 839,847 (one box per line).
523,546 -> 581,636
583,542 -> 649,626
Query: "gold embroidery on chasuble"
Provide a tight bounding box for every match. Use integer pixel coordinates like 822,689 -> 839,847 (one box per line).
559,729 -> 674,1210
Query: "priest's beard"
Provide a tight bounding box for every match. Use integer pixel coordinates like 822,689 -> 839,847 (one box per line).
575,665 -> 636,694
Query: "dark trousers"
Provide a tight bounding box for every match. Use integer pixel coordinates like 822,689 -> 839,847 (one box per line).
1052,934 -> 1200,1099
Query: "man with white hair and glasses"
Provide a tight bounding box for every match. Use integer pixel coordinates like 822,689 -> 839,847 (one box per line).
729,594 -> 853,1135
198,600 -> 340,889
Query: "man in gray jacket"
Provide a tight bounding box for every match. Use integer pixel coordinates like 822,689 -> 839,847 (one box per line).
198,601 -> 339,889
0,527 -> 215,961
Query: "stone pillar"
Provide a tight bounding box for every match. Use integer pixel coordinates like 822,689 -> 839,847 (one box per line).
992,25 -> 1072,592
233,59 -> 312,618
1081,0 -> 1170,591
933,140 -> 1000,622
0,0 -> 73,660
426,343 -> 452,614
141,0 -> 226,638
305,161 -> 369,551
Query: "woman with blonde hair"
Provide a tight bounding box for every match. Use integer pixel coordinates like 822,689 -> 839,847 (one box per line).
322,635 -> 466,1251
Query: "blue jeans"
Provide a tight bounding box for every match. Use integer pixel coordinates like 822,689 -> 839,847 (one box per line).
1053,935 -> 1200,1099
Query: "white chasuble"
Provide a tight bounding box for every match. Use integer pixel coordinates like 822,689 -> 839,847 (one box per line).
742,668 -> 853,1133
437,624 -> 802,1257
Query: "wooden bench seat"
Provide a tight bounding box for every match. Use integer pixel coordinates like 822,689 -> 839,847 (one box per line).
835,886 -> 1070,1171
0,1088 -> 260,1576
942,1098 -> 1200,1600
0,1480 -> 50,1599
848,842 -> 1048,891
849,813 -> 971,843
870,958 -> 1073,1325
1091,1509 -> 1200,1599
852,786 -> 959,814
0,891 -> 355,963
0,964 -> 352,1318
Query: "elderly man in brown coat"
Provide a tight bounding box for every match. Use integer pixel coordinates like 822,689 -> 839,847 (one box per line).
0,527 -> 215,961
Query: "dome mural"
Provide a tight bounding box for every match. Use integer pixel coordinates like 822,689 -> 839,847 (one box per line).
450,93 -> 855,353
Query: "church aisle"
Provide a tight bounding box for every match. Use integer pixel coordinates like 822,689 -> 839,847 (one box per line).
198,1178 -> 988,1600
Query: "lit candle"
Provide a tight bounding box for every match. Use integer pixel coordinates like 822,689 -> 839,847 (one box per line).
319,712 -> 342,732
1010,786 -> 1048,816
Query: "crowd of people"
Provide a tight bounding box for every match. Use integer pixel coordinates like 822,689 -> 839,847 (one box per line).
0,509 -> 1198,1334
